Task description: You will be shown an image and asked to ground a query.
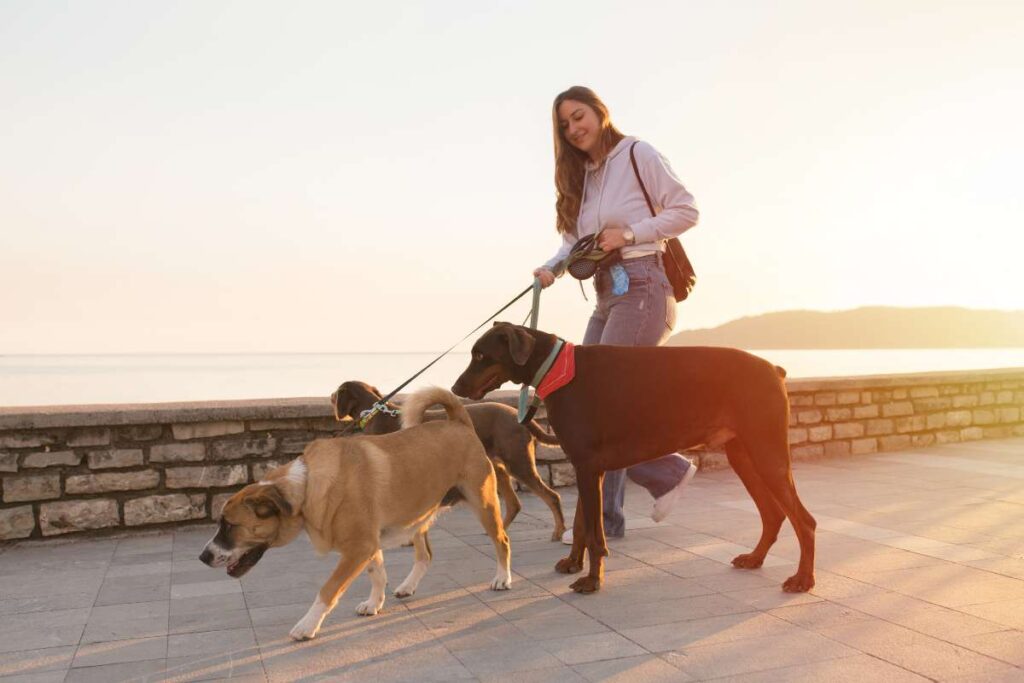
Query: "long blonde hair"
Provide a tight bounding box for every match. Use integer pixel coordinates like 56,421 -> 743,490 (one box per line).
552,86 -> 625,235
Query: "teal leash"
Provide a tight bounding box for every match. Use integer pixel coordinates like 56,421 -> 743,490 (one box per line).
518,278 -> 547,423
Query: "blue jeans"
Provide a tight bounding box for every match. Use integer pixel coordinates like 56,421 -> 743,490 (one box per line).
583,254 -> 692,538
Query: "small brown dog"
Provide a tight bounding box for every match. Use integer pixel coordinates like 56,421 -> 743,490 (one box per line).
201,387 -> 512,640
332,380 -> 566,540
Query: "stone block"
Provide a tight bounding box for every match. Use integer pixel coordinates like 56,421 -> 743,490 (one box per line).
851,438 -> 878,455
998,407 -> 1021,423
212,492 -> 235,520
305,417 -> 350,432
0,506 -> 36,540
926,413 -> 947,430
788,428 -> 808,445
3,474 -> 60,502
873,391 -> 892,402
789,395 -> 813,407
979,392 -> 995,406
0,452 -> 19,472
114,425 -> 164,442
824,441 -> 851,458
853,405 -> 879,419
814,392 -> 837,406
0,432 -> 59,449
825,407 -> 853,421
808,425 -> 832,442
837,391 -> 860,405
210,437 -> 277,460
971,409 -> 996,425
912,433 -> 936,448
87,449 -> 144,469
881,402 -> 914,417
550,463 -> 576,487
23,450 -> 82,468
866,419 -> 894,436
797,410 -> 823,425
791,444 -> 824,460
39,499 -> 119,536
940,384 -> 961,395
1015,424 -> 1024,436
861,391 -> 873,403
66,428 -> 111,447
935,430 -> 961,444
125,494 -> 206,526
66,470 -> 160,494
953,395 -> 979,408
982,426 -> 1013,439
833,422 -> 865,439
281,435 -> 315,455
248,419 -> 306,431
893,389 -> 908,399
961,427 -> 984,441
166,465 -> 247,489
535,444 -> 565,462
909,387 -> 939,399
150,443 -> 205,463
895,415 -> 927,433
172,421 -> 246,440
913,397 -> 952,411
945,410 -> 972,427
879,434 -> 912,451
252,460 -> 286,481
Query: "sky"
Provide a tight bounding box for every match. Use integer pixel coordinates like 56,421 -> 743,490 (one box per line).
1,0 -> 1021,354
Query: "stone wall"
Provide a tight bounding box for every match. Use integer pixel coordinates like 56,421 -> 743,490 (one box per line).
1,368 -> 1022,540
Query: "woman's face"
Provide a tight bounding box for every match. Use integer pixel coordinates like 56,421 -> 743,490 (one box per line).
558,99 -> 602,158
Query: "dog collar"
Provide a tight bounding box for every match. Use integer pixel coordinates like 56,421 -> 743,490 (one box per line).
517,339 -> 571,423
356,402 -> 401,431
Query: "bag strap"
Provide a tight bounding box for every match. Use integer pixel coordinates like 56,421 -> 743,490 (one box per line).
629,141 -> 656,218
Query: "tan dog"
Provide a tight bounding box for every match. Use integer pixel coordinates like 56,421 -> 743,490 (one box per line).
200,387 -> 512,640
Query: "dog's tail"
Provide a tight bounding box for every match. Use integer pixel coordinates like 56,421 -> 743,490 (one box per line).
524,419 -> 560,445
401,387 -> 474,430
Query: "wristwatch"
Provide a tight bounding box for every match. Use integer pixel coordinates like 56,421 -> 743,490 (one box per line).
623,227 -> 636,246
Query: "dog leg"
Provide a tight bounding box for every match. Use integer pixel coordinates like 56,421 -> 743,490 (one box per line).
493,463 -> 522,530
745,439 -> 817,592
569,468 -> 606,594
555,496 -> 585,574
511,461 -> 566,541
395,530 -> 432,598
290,545 -> 376,640
462,469 -> 512,591
725,439 -> 786,569
356,549 -> 387,616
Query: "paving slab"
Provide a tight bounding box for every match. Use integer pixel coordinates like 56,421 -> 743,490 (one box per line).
0,436 -> 1021,681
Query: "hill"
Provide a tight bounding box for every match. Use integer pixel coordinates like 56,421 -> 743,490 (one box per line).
666,307 -> 1024,349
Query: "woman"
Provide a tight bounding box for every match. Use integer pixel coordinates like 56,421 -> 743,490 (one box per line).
533,86 -> 699,542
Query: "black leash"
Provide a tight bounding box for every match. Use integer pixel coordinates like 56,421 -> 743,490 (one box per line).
350,283 -> 537,431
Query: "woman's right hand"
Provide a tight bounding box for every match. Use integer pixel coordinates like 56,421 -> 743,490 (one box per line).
533,267 -> 556,288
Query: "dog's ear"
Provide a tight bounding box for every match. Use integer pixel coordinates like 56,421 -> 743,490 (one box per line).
332,386 -> 358,420
246,485 -> 292,519
505,326 -> 536,366
370,385 -> 383,398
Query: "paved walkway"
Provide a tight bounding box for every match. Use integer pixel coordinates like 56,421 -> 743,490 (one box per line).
2,438 -> 1023,682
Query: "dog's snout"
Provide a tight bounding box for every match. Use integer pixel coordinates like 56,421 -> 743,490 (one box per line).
199,547 -> 215,566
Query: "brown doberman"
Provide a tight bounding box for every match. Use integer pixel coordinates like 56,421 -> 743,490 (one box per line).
452,322 -> 816,594
331,380 -> 567,541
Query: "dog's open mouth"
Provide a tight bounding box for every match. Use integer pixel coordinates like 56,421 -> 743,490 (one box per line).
226,544 -> 268,578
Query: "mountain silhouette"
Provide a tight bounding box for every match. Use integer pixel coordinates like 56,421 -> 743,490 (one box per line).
667,307 -> 1024,349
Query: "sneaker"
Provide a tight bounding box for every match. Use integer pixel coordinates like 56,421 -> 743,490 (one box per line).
651,460 -> 697,523
561,529 -> 573,545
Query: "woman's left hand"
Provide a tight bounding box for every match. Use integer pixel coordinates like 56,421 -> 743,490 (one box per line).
597,225 -> 629,251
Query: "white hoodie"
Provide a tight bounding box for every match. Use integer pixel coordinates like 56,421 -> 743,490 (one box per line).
543,136 -> 698,272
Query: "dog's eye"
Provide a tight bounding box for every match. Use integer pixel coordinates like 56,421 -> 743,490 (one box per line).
473,352 -> 484,362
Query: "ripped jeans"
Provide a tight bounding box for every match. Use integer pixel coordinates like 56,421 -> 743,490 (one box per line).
583,253 -> 692,538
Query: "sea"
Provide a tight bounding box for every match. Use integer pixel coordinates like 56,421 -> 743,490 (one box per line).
2,349 -> 1024,408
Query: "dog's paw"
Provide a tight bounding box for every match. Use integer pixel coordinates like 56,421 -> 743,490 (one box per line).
555,556 -> 583,574
569,576 -> 601,594
782,573 -> 815,593
394,585 -> 415,599
490,573 -> 512,591
551,528 -> 566,542
731,552 -> 765,569
355,599 -> 383,616
289,618 -> 320,641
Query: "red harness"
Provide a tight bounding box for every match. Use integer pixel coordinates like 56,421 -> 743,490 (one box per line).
535,342 -> 576,400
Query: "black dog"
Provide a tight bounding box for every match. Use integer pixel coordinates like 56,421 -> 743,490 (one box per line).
332,380 -> 567,540
452,323 -> 815,594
